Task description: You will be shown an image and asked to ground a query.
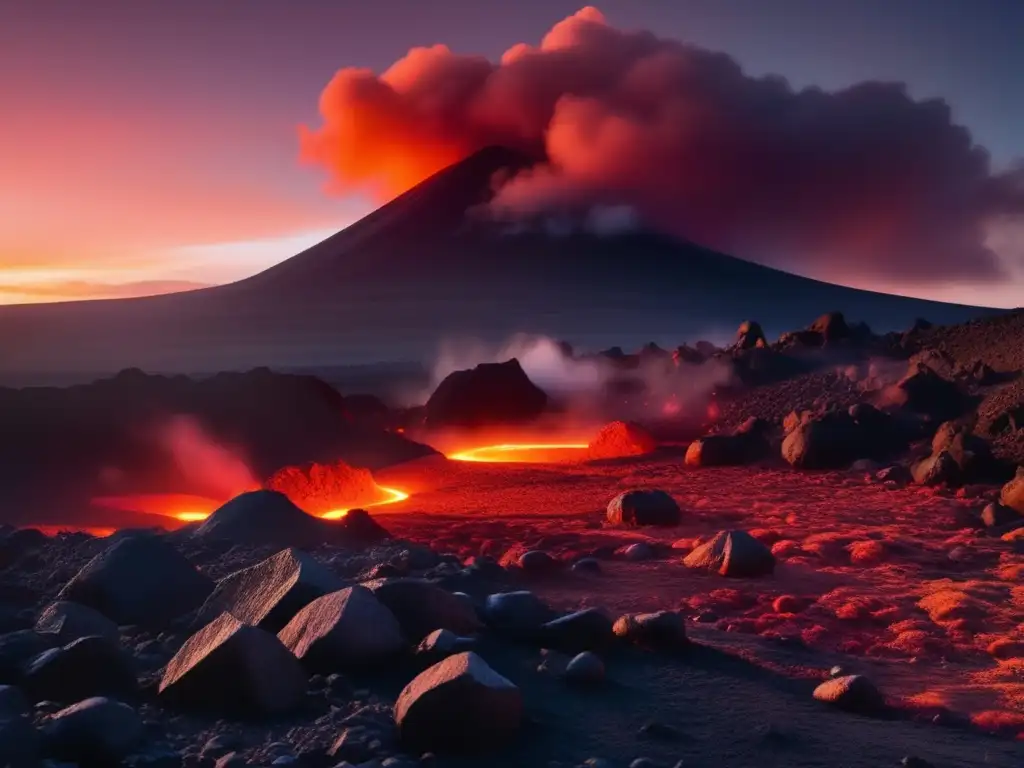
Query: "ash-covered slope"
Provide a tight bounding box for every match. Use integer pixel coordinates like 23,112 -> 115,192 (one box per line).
0,146 -> 1000,378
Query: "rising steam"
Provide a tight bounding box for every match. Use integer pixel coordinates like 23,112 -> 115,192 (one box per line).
158,415 -> 258,498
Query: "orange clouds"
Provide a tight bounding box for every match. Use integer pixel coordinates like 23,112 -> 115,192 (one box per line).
299,6 -> 1024,285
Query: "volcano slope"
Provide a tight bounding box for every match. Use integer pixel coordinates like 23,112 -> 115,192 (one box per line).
0,147 -> 999,381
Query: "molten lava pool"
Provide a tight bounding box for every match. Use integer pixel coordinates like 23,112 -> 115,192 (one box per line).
447,443 -> 590,463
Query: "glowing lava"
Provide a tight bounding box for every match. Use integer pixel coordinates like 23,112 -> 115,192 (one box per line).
92,493 -> 226,523
321,486 -> 410,519
448,443 -> 589,463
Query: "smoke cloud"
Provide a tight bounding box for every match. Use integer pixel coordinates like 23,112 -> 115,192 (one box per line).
300,6 -> 1024,286
158,415 -> 258,499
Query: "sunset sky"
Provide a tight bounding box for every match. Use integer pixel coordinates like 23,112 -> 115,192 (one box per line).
3,0 -> 1022,306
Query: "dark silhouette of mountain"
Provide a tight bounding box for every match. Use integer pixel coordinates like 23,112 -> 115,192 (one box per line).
0,146 -> 1001,380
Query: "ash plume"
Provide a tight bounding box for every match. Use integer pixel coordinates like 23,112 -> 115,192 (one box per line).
300,6 -> 1024,287
158,415 -> 258,499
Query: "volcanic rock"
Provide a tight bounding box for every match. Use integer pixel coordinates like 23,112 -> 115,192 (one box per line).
159,612 -> 307,716
424,358 -> 547,429
612,611 -> 688,650
911,450 -> 961,486
882,362 -> 966,420
565,651 -> 605,684
194,547 -> 344,633
515,549 -> 559,575
484,591 -> 556,637
334,508 -> 392,544
734,320 -> 768,350
782,411 -> 864,469
684,426 -> 767,467
364,578 -> 483,641
980,502 -> 1021,529
58,535 -> 212,627
1000,467 -> 1024,514
587,420 -> 658,459
41,696 -> 144,765
683,530 -> 776,577
34,601 -> 120,646
812,674 -> 885,714
278,586 -> 405,671
0,684 -> 28,717
808,311 -> 850,343
621,542 -> 656,561
929,420 -> 1002,483
0,713 -> 38,768
23,635 -> 138,703
394,651 -> 523,753
606,490 -> 682,527
416,629 -> 476,660
0,630 -> 54,685
571,557 -> 602,574
194,490 -> 333,549
538,608 -> 615,652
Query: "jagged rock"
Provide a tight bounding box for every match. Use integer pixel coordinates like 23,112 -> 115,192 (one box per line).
0,630 -> 54,685
911,451 -> 960,486
58,535 -> 212,627
483,591 -> 556,637
194,548 -> 343,632
364,578 -> 483,642
612,611 -> 688,650
683,530 -> 775,578
564,652 -> 605,684
424,359 -> 547,429
734,320 -> 767,350
782,412 -> 864,469
194,490 -> 332,549
980,502 -> 1021,529
34,601 -> 120,645
0,713 -> 39,768
42,697 -> 143,764
538,608 -> 615,652
1001,467 -> 1024,514
587,421 -> 657,459
606,490 -> 681,527
159,612 -> 306,716
812,674 -> 885,714
23,635 -> 138,703
883,363 -> 966,420
394,651 -> 522,753
278,586 -> 405,671
808,311 -> 850,343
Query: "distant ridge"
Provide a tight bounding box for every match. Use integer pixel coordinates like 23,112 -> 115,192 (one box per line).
0,146 -> 1001,379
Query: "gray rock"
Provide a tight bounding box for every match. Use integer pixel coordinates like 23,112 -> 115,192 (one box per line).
564,652 -> 605,684
812,674 -> 885,714
195,548 -> 344,632
606,490 -> 681,527
278,586 -> 405,671
42,697 -> 143,764
682,530 -> 775,578
394,651 -> 522,754
483,591 -> 556,637
539,608 -> 614,652
24,635 -> 138,703
364,578 -> 483,642
35,601 -> 120,646
58,535 -> 212,627
159,612 -> 306,716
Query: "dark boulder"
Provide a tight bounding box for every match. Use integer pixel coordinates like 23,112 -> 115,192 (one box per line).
58,535 -> 212,627
194,490 -> 332,549
159,612 -> 306,716
612,611 -> 688,650
0,630 -> 55,685
34,601 -> 120,646
424,359 -> 547,429
980,502 -> 1021,529
606,490 -> 681,527
881,363 -> 966,420
394,651 -> 522,754
782,412 -> 864,469
813,675 -> 885,715
808,311 -> 850,343
0,712 -> 37,768
483,591 -> 556,638
278,586 -> 405,671
930,421 -> 1003,483
364,578 -> 483,642
733,320 -> 767,350
23,635 -> 137,703
194,548 -> 344,632
1000,467 -> 1024,514
538,608 -> 615,652
41,697 -> 144,765
685,422 -> 768,467
683,530 -> 775,578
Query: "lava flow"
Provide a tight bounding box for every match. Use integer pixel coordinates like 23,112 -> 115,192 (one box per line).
321,486 -> 410,519
448,443 -> 590,463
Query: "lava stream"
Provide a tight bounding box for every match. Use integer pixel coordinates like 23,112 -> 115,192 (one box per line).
321,486 -> 410,519
448,443 -> 589,463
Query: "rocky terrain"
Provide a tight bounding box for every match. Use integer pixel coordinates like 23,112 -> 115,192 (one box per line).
1,308 -> 1024,767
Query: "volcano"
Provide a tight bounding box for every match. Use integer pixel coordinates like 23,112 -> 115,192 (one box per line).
0,146 -> 1000,380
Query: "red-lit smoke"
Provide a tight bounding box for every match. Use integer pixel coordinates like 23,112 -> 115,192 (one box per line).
300,6 -> 1024,285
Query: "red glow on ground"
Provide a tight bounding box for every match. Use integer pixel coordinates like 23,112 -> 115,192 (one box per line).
447,443 -> 590,463
91,493 -> 226,523
321,486 -> 411,520
35,525 -> 116,538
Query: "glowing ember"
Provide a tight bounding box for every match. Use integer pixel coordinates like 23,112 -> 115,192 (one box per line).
321,486 -> 411,520
448,443 -> 589,463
